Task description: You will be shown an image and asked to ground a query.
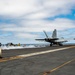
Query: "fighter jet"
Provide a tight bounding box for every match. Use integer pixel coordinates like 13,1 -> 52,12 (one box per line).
35,29 -> 75,46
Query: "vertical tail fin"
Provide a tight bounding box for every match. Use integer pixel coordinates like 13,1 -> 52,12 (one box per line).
43,30 -> 48,38
52,29 -> 57,38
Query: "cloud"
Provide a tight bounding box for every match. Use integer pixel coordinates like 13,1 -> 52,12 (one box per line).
1,18 -> 75,32
15,32 -> 39,39
20,0 -> 75,20
0,0 -> 75,43
0,0 -> 75,18
0,0 -> 38,17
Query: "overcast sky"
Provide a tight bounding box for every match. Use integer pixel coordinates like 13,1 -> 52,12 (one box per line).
0,0 -> 75,44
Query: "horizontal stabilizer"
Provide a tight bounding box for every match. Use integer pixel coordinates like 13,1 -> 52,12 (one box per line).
35,39 -> 45,41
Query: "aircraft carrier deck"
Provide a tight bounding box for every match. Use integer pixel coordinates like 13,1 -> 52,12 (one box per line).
0,45 -> 75,75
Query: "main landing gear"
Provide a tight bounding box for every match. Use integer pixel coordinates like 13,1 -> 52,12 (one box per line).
50,43 -> 63,46
59,43 -> 63,46
50,43 -> 53,46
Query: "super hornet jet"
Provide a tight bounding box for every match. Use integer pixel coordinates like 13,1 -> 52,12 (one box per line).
35,29 -> 75,46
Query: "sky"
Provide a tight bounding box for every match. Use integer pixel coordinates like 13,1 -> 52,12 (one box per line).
0,0 -> 75,44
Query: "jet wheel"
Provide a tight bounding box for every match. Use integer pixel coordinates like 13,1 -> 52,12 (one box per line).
59,43 -> 63,46
50,44 -> 52,46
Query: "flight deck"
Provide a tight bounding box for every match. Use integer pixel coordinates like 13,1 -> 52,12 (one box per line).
0,45 -> 75,75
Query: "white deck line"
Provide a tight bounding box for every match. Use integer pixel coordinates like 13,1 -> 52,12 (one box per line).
18,46 -> 74,58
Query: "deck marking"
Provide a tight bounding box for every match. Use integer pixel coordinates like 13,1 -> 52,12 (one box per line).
43,58 -> 75,75
0,46 -> 75,62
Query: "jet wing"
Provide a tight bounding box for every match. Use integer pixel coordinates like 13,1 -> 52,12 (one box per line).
67,38 -> 75,41
55,39 -> 67,42
55,38 -> 75,43
63,38 -> 75,41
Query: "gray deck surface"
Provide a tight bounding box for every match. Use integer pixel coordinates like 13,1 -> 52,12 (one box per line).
0,45 -> 75,75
